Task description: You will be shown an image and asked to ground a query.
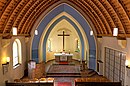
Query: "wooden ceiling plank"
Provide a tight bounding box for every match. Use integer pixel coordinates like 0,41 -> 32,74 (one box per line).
2,0 -> 21,34
107,0 -> 127,38
101,1 -> 124,37
99,0 -> 117,34
0,0 -> 11,18
120,0 -> 130,19
77,0 -> 104,34
80,0 -> 105,34
69,0 -> 102,34
7,0 -> 30,34
0,0 -> 130,38
19,0 -> 43,34
24,0 -> 51,34
91,0 -> 112,34
97,33 -> 130,38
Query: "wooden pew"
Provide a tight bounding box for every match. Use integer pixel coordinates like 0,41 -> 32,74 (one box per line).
6,82 -> 53,86
75,77 -> 121,86
6,78 -> 54,86
75,82 -> 121,86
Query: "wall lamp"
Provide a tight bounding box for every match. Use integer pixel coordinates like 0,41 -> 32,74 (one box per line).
125,60 -> 130,69
3,57 -> 10,65
2,57 -> 10,74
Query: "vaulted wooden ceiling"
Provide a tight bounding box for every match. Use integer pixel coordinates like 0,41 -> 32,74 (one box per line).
0,0 -> 130,39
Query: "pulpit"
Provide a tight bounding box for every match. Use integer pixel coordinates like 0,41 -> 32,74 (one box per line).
28,60 -> 36,79
28,60 -> 45,79
54,53 -> 73,62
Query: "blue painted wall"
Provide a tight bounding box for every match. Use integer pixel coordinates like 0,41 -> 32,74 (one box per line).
32,4 -> 96,70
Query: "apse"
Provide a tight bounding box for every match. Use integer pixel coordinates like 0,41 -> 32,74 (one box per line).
31,4 -> 96,70
46,19 -> 81,61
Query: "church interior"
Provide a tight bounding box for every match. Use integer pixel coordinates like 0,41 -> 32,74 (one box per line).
0,0 -> 130,86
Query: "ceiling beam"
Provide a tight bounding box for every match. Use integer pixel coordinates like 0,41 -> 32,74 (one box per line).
107,0 -> 127,38
97,33 -> 130,37
0,33 -> 30,38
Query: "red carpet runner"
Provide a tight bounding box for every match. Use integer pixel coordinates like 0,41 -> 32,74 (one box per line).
54,78 -> 74,86
59,61 -> 68,65
57,82 -> 72,86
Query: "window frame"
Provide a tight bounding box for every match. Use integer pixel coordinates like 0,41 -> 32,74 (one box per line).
13,39 -> 22,69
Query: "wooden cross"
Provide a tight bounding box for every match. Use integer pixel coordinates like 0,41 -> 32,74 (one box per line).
58,31 -> 70,51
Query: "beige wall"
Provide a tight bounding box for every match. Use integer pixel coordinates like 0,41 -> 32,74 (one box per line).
0,36 -> 27,86
100,37 -> 126,63
99,37 -> 130,86
125,38 -> 130,86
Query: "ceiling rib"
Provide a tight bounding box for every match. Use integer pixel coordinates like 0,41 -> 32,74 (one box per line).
90,0 -> 112,34
75,0 -> 104,34
18,0 -> 38,34
0,0 -> 129,39
3,0 -> 21,34
20,0 -> 48,34
108,0 -> 126,38
26,0 -> 60,34
70,0 -> 103,34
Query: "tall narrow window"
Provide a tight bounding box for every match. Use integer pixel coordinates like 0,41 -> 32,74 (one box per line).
77,40 -> 80,50
48,39 -> 51,52
75,39 -> 80,52
13,39 -> 22,68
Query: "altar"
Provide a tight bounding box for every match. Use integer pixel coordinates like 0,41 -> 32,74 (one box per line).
54,53 -> 73,62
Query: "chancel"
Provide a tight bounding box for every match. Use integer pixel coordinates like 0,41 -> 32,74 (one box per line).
0,0 -> 130,86
54,30 -> 73,63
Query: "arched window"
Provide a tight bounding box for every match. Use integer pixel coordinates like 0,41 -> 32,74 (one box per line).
13,39 -> 22,68
75,39 -> 80,52
48,39 -> 51,52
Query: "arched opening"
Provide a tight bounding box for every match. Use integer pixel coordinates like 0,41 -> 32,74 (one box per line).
31,4 -> 96,70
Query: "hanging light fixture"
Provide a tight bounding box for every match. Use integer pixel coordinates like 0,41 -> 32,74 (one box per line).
12,27 -> 17,35
35,29 -> 38,35
90,30 -> 93,36
113,28 -> 118,36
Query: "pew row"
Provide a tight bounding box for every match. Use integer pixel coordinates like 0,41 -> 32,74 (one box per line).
75,77 -> 121,86
75,82 -> 121,86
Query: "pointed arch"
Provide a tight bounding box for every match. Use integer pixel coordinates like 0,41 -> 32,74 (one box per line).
31,4 -> 96,70
42,16 -> 85,61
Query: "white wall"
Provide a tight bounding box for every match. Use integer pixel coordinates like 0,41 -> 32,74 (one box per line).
0,36 -> 27,86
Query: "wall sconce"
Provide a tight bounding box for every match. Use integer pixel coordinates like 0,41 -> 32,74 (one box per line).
90,30 -> 93,36
125,60 -> 130,69
35,29 -> 38,35
2,57 -> 10,74
6,57 -> 10,64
